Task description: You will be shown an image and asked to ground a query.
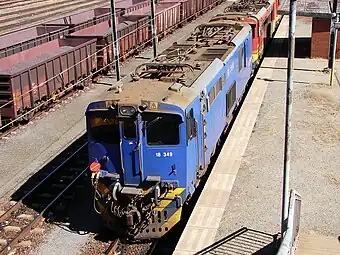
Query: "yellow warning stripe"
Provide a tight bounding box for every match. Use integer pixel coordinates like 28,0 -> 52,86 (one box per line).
154,188 -> 185,212
160,207 -> 183,231
252,51 -> 259,63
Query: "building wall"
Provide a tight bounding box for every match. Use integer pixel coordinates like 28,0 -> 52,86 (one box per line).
311,17 -> 340,59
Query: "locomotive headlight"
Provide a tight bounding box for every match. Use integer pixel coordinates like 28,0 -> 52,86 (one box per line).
90,161 -> 101,172
119,106 -> 136,116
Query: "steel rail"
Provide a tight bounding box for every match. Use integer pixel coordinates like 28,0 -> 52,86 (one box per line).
0,165 -> 89,255
0,142 -> 88,254
103,239 -> 120,255
103,239 -> 158,255
0,142 -> 88,222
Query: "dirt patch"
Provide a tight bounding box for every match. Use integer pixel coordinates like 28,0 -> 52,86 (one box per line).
306,86 -> 340,111
312,123 -> 340,144
326,174 -> 340,186
78,237 -> 111,255
300,86 -> 340,145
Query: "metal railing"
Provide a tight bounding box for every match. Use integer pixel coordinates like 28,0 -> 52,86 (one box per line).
277,189 -> 301,255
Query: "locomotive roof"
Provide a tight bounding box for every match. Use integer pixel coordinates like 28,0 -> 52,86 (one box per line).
224,0 -> 275,20
102,20 -> 251,109
225,0 -> 274,12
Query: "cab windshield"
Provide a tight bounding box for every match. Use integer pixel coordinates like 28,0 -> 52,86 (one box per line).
88,111 -> 120,144
142,112 -> 182,146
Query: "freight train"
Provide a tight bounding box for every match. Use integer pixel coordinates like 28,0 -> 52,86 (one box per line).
86,0 -> 282,240
0,0 -> 223,128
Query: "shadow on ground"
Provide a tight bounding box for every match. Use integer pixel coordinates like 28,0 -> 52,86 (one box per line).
9,134 -> 110,240
195,227 -> 280,255
266,37 -> 311,58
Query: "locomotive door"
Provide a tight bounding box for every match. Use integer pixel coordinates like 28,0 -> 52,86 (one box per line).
119,119 -> 142,185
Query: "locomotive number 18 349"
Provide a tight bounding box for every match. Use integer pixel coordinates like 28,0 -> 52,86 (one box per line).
155,152 -> 173,157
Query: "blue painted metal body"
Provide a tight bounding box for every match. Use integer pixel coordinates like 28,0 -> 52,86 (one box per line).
86,26 -> 253,201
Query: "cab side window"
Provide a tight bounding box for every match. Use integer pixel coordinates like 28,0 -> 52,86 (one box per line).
186,108 -> 197,141
226,81 -> 237,115
123,121 -> 136,139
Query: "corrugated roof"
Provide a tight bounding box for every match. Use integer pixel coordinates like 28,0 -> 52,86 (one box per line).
278,0 -> 334,18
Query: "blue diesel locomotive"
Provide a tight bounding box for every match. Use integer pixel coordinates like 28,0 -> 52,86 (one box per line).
85,19 -> 252,240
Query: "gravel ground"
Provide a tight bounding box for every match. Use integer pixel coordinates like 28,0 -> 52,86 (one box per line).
216,16 -> 340,240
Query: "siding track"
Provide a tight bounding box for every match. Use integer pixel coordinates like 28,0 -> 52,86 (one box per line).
0,135 -> 88,255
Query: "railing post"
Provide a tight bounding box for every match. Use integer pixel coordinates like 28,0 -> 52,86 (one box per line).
329,0 -> 338,86
328,0 -> 338,68
281,0 -> 296,237
277,190 -> 301,255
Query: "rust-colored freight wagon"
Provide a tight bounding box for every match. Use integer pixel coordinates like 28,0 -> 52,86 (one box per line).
122,2 -> 181,38
0,25 -> 71,59
47,0 -> 149,26
195,0 -> 221,16
0,37 -> 97,123
0,1 -> 150,59
0,8 -> 111,59
203,0 -> 223,11
71,20 -> 140,73
46,7 -> 111,27
116,0 -> 150,16
160,0 -> 195,22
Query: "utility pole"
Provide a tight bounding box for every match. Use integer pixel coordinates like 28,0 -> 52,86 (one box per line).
329,0 -> 338,86
109,0 -> 120,81
150,0 -> 157,58
281,0 -> 296,236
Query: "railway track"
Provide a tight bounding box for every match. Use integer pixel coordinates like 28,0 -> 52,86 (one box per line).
0,135 -> 89,255
0,0 -> 109,36
0,0 -> 40,9
104,239 -> 158,255
0,0 -> 61,15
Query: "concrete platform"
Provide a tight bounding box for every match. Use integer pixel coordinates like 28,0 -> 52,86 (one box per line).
173,71 -> 270,254
173,16 -> 340,255
296,234 -> 340,255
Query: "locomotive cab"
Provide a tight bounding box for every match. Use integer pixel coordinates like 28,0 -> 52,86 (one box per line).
85,100 -> 187,239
